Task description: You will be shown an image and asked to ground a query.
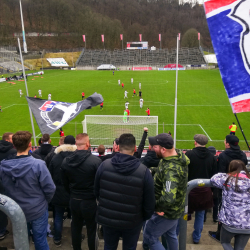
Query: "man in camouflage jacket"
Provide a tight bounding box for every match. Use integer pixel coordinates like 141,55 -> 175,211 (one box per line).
143,133 -> 189,250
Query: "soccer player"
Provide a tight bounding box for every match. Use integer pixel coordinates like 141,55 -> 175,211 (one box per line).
132,89 -> 137,97
125,101 -> 129,109
82,92 -> 85,100
48,93 -> 52,100
146,107 -> 150,116
121,82 -> 124,88
113,71 -> 114,75
38,89 -> 42,98
126,108 -> 130,122
118,79 -> 120,85
124,90 -> 128,99
123,110 -> 128,123
139,98 -> 144,108
0,106 -> 2,112
139,90 -> 142,98
19,89 -> 23,97
100,102 -> 103,111
59,128 -> 64,137
131,78 -> 133,84
34,95 -> 37,98
139,82 -> 141,89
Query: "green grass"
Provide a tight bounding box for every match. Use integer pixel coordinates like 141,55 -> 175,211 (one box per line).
1,69 -> 250,150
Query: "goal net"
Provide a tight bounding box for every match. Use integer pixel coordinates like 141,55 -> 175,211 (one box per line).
82,115 -> 158,147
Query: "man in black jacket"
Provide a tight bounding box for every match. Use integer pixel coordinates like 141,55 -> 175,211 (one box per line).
0,132 -> 16,240
49,135 -> 77,247
33,134 -> 53,160
140,143 -> 160,168
61,133 -> 101,250
94,133 -> 155,250
185,134 -> 217,244
209,134 -> 247,242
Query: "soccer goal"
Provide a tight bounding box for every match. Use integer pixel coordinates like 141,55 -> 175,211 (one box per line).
82,115 -> 158,147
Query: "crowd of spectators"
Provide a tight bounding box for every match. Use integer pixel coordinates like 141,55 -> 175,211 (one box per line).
0,128 -> 249,250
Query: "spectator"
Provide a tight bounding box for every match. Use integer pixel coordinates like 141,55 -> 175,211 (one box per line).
143,133 -> 189,250
140,143 -> 160,169
95,133 -> 155,250
0,131 -> 55,249
33,134 -> 53,160
185,134 -> 217,244
61,133 -> 101,250
45,136 -> 65,168
0,132 -> 16,240
133,127 -> 148,158
101,138 -> 119,161
209,134 -> 248,242
97,144 -> 105,159
49,135 -> 77,247
210,160 -> 250,250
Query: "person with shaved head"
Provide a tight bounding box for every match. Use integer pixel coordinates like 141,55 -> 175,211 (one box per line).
61,133 -> 101,250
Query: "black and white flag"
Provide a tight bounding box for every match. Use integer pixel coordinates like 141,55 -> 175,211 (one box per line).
26,93 -> 103,135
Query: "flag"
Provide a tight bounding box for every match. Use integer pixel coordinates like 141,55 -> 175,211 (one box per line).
26,93 -> 104,135
139,34 -> 142,42
120,34 -> 123,41
101,34 -> 104,43
178,33 -> 181,40
159,34 -> 161,42
82,35 -> 85,42
198,33 -> 200,40
204,0 -> 250,113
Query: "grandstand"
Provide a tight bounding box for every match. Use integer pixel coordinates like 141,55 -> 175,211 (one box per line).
76,47 -> 206,68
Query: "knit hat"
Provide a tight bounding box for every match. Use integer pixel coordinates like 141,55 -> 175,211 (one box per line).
64,135 -> 75,145
207,146 -> 216,155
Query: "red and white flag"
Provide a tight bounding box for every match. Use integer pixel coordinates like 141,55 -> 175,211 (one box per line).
82,35 -> 85,42
159,34 -> 161,42
178,33 -> 181,40
139,34 -> 142,42
101,34 -> 104,43
198,33 -> 200,40
120,34 -> 123,41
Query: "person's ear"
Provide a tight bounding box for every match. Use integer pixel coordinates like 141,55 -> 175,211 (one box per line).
118,145 -> 120,152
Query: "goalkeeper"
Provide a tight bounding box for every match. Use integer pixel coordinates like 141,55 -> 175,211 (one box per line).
123,110 -> 128,123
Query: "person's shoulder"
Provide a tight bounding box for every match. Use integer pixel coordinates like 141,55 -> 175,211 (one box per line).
87,153 -> 102,164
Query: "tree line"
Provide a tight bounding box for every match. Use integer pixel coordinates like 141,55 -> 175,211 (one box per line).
0,0 -> 212,50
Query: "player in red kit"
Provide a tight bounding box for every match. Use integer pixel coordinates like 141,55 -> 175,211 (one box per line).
146,108 -> 150,116
59,128 -> 65,137
126,108 -> 130,122
100,102 -> 103,111
132,89 -> 137,97
121,83 -> 124,88
82,92 -> 85,100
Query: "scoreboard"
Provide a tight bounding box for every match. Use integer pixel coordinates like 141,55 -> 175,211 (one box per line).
127,42 -> 148,50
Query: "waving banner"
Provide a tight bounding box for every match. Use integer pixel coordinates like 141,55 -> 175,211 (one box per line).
204,0 -> 250,113
26,93 -> 103,135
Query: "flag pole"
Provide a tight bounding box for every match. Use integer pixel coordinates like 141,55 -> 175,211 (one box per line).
17,38 -> 37,146
234,113 -> 250,149
174,35 -> 179,148
19,0 -> 27,53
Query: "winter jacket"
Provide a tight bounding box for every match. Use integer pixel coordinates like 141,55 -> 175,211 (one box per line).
185,147 -> 217,181
140,150 -> 160,168
211,171 -> 250,231
0,140 -> 16,162
61,149 -> 102,200
0,155 -> 55,222
33,144 -> 54,160
94,153 -> 155,229
101,152 -> 119,162
218,148 -> 247,173
154,149 -> 189,220
49,144 -> 77,207
185,147 -> 217,212
44,147 -> 56,167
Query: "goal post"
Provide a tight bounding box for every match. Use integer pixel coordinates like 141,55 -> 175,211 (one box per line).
82,115 -> 158,147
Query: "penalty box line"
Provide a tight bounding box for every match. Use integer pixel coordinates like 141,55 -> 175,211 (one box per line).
162,124 -> 212,142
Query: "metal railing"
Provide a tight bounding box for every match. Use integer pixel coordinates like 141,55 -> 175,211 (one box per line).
179,179 -> 212,250
0,194 -> 29,250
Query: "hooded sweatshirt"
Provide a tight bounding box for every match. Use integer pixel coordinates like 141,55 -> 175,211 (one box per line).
33,144 -> 53,160
0,155 -> 55,222
61,149 -> 102,200
140,150 -> 160,168
185,147 -> 217,181
0,140 -> 17,162
154,149 -> 189,219
94,153 -> 155,229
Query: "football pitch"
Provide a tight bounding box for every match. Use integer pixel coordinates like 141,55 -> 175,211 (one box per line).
1,69 -> 250,150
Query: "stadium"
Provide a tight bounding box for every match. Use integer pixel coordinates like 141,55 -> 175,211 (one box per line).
0,0 -> 250,250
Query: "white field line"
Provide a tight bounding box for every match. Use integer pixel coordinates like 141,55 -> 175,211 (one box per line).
2,104 -> 27,110
199,124 -> 212,141
36,133 -> 42,138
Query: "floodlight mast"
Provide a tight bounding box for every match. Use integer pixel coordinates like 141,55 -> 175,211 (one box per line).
19,0 -> 27,53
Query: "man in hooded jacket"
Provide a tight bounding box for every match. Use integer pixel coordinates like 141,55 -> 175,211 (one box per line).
0,132 -> 16,240
49,135 -> 77,247
94,133 -> 155,250
33,134 -> 53,160
61,133 -> 101,250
